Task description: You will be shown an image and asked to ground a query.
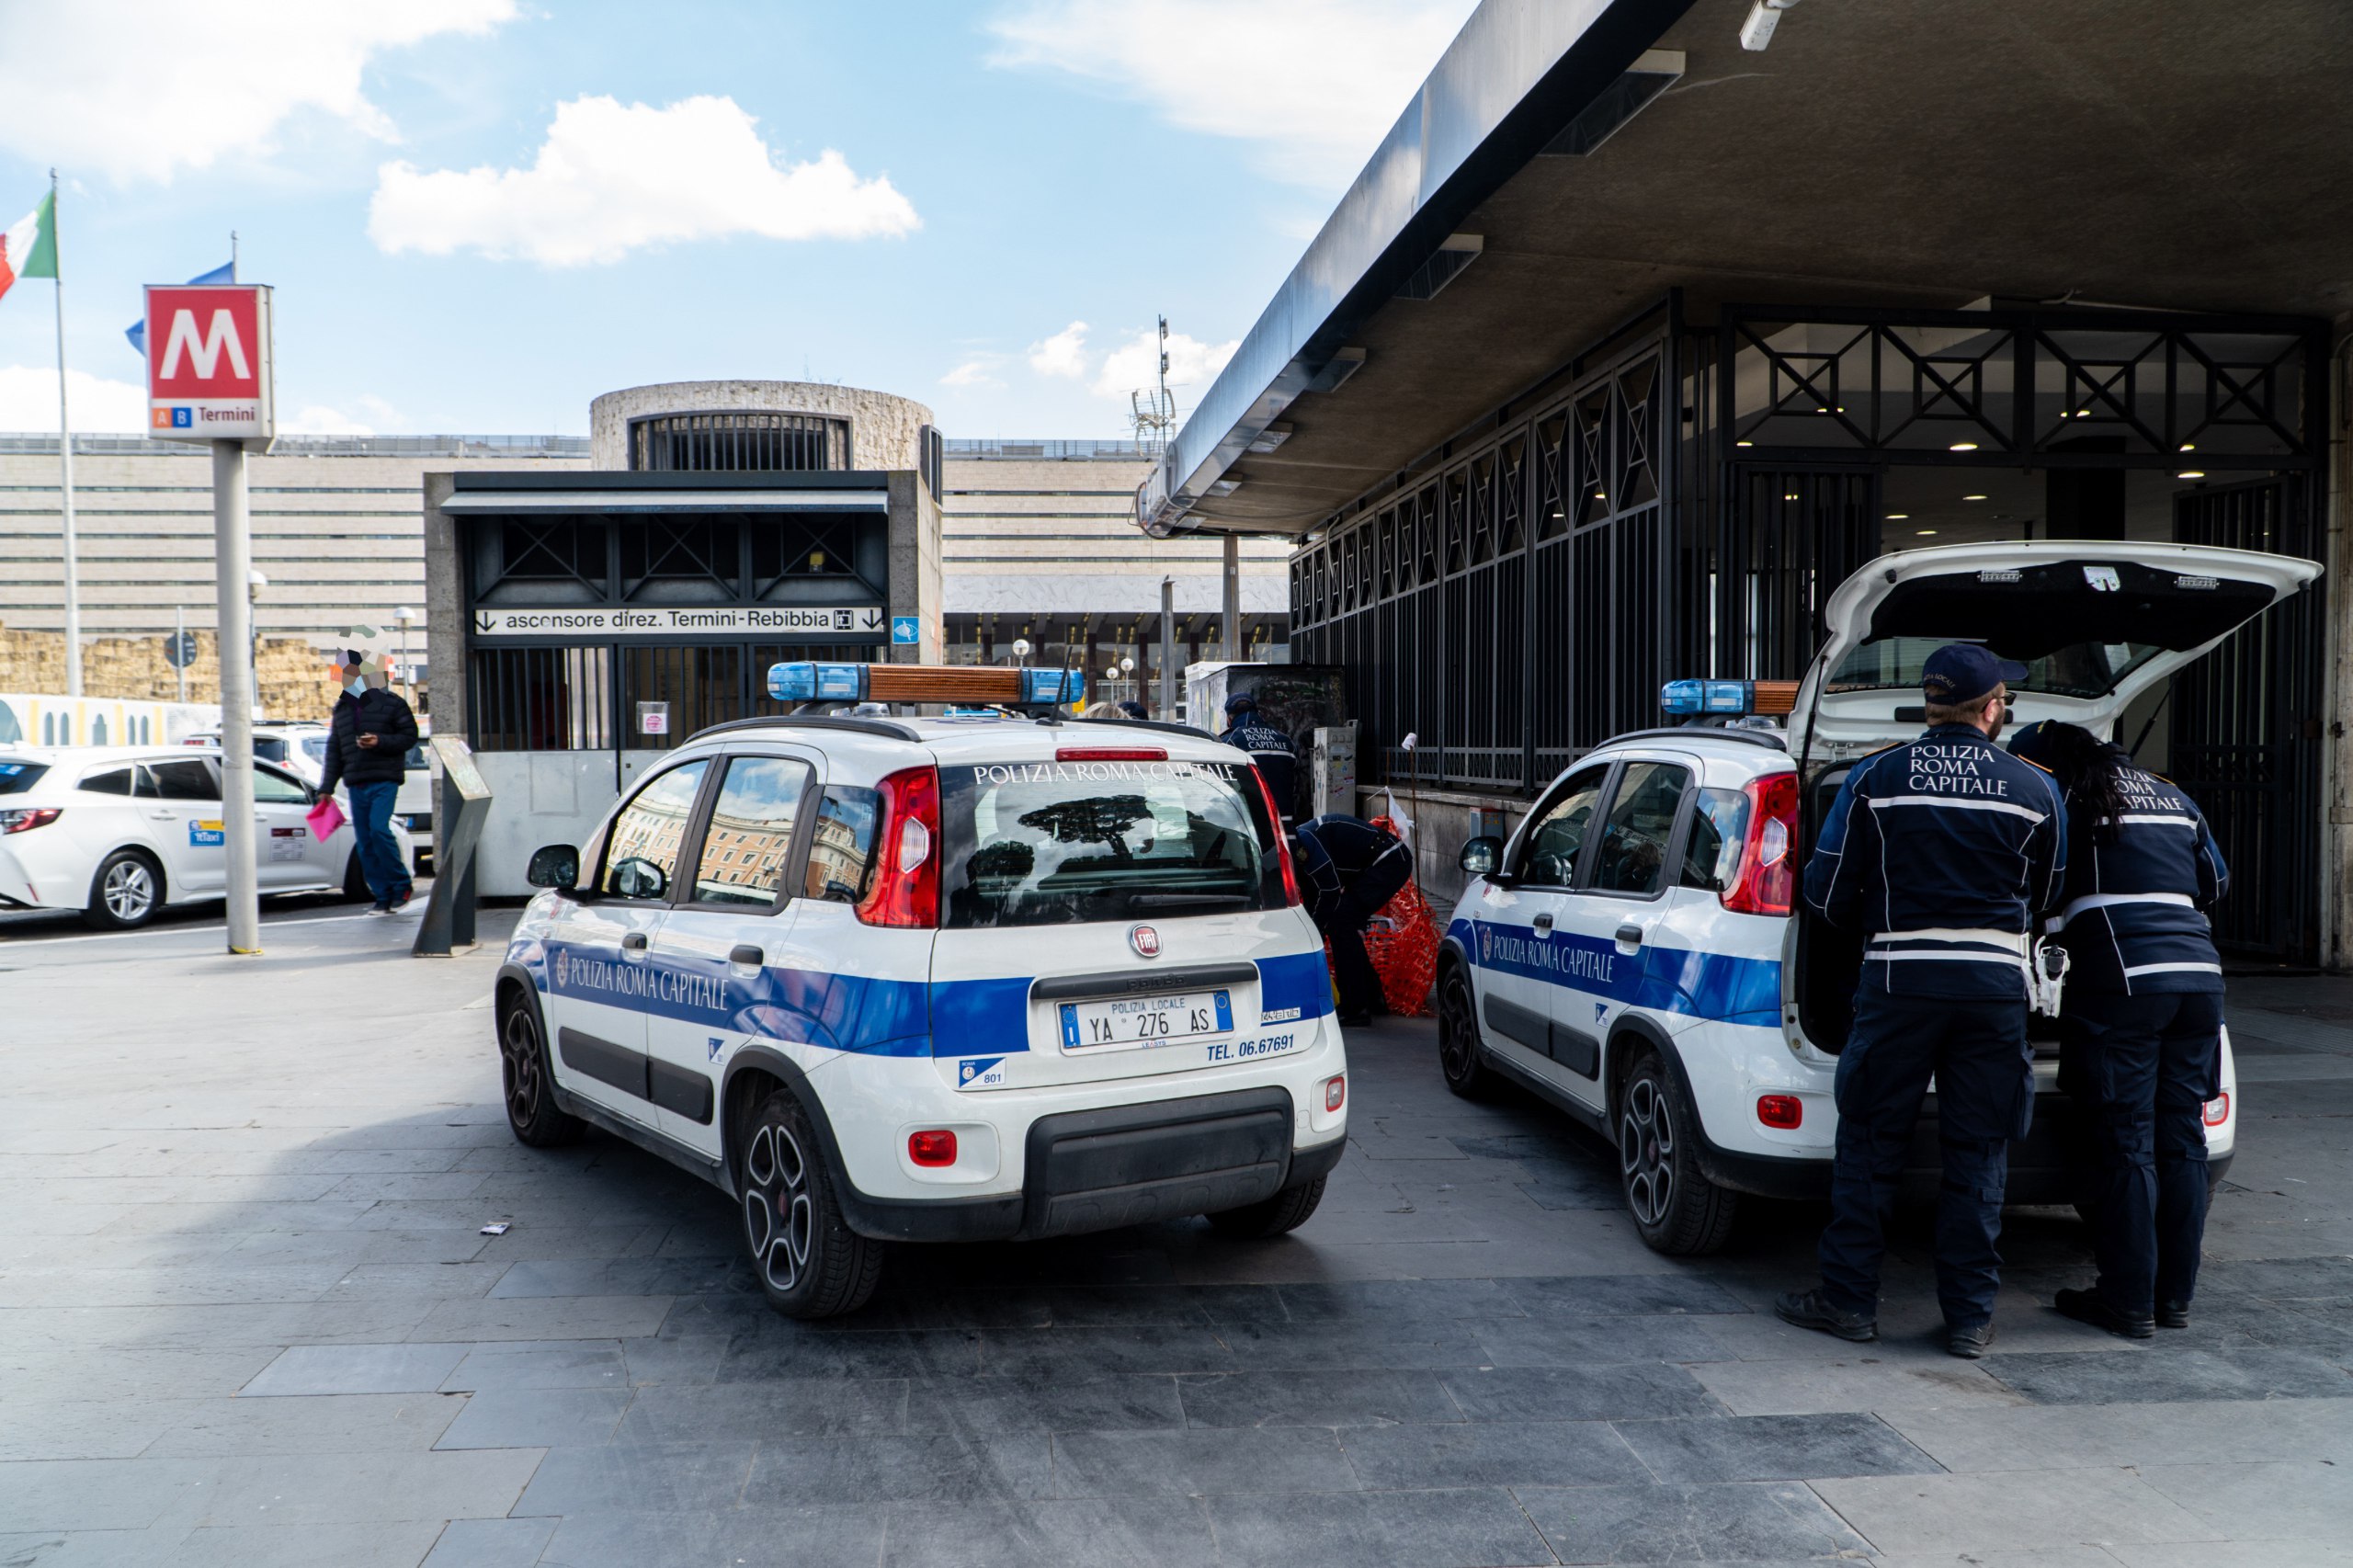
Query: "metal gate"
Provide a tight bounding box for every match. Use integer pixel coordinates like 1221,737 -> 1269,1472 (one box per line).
2171,476 -> 2323,963
1714,468 -> 1881,680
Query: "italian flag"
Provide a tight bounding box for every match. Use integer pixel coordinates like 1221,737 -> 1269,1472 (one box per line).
0,190 -> 58,302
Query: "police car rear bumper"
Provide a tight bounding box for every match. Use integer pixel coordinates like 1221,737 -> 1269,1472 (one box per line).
835,1087 -> 1347,1244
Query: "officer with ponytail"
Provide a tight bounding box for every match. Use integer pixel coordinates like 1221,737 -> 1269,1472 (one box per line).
2009,721 -> 2229,1339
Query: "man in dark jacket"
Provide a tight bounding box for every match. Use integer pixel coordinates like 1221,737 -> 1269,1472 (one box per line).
320,657 -> 420,913
1294,812 -> 1414,1026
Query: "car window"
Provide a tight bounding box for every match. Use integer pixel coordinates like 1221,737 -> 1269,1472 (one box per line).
1589,762 -> 1690,896
405,744 -> 429,770
148,758 -> 221,801
691,756 -> 812,907
252,767 -> 309,804
597,760 -> 709,902
1678,785 -> 1748,893
1514,765 -> 1609,886
79,767 -> 132,795
254,737 -> 287,763
805,785 -> 881,903
303,736 -> 330,764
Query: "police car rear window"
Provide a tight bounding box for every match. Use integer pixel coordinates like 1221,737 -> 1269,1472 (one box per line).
1830,636 -> 2165,699
938,759 -> 1281,927
0,762 -> 50,795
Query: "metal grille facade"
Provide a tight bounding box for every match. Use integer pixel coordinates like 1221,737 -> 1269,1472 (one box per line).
471,640 -> 872,752
630,412 -> 850,472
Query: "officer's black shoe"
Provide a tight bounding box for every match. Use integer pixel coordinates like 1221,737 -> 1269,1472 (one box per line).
1944,1320 -> 1996,1358
1773,1289 -> 1877,1343
2155,1300 -> 2191,1330
2055,1287 -> 2156,1340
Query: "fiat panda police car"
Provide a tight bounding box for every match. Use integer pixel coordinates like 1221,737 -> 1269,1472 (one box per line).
494,663 -> 1346,1317
1438,540 -> 2315,1256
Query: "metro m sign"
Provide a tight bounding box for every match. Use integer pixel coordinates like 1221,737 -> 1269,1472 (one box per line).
145,284 -> 273,443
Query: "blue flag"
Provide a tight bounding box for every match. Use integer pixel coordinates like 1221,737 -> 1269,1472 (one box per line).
125,260 -> 234,356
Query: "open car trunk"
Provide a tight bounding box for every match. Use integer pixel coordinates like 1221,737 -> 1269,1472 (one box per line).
1786,540 -> 2318,1054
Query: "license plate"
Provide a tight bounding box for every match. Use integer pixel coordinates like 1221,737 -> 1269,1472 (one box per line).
1058,989 -> 1233,1052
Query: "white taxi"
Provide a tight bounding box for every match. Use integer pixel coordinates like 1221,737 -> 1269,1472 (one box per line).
1438,540 -> 2315,1254
494,664 -> 1347,1318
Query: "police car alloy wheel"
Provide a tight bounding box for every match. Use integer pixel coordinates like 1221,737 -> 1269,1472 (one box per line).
737,1089 -> 883,1320
84,848 -> 162,930
498,995 -> 583,1149
1617,1049 -> 1738,1256
1436,964 -> 1495,1100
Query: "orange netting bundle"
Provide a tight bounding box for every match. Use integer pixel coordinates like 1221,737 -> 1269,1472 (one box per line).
1358,814 -> 1440,1017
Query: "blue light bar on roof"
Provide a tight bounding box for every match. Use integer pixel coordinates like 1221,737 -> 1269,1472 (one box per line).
1661,678 -> 1754,716
767,662 -> 867,702
1021,668 -> 1085,704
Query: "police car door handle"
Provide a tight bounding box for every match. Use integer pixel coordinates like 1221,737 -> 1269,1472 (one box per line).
729,944 -> 764,967
1616,923 -> 1646,947
1531,913 -> 1554,931
621,932 -> 648,952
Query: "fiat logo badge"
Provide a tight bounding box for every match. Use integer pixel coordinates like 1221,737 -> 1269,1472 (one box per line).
1130,924 -> 1162,960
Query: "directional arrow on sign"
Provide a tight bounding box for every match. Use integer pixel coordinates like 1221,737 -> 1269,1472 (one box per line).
862,609 -> 885,630
474,611 -> 494,634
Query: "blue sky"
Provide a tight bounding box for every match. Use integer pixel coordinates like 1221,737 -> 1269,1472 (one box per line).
0,0 -> 1476,439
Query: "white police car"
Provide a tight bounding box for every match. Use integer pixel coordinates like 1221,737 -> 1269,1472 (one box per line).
494,663 -> 1347,1317
1438,540 -> 2316,1254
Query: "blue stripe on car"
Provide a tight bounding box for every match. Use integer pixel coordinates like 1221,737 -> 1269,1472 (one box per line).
1449,916 -> 1780,1027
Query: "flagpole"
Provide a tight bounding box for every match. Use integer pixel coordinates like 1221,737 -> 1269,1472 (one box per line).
50,170 -> 80,699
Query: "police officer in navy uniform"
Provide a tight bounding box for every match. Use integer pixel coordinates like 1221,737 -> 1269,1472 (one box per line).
2009,720 -> 2228,1339
1777,643 -> 2067,1358
1294,813 -> 1414,1026
1221,692 -> 1301,826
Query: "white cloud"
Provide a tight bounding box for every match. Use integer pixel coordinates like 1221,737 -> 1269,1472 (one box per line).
0,365 -> 148,434
369,95 -> 919,267
939,358 -> 1005,389
1092,324 -> 1237,401
989,0 -> 1479,189
281,404 -> 376,436
0,1 -> 516,184
1027,321 -> 1090,379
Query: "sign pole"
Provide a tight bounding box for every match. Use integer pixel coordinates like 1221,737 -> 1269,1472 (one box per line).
175,604 -> 186,704
1159,574 -> 1176,721
213,438 -> 260,955
50,172 -> 81,698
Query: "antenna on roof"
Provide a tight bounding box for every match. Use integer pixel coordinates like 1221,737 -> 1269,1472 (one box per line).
1129,315 -> 1177,456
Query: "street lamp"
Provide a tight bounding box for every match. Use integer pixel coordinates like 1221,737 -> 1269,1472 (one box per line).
1011,637 -> 1032,667
245,570 -> 267,719
394,606 -> 416,702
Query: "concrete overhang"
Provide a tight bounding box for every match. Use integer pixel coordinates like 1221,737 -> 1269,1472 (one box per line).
1142,0 -> 2353,538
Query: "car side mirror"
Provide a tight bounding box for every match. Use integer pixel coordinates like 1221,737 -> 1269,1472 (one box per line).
1459,835 -> 1504,878
526,844 -> 581,892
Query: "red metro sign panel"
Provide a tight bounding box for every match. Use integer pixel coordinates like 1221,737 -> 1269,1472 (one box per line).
145,284 -> 273,442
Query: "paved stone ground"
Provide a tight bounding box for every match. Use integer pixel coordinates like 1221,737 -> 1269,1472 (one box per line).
2,906 -> 2349,1567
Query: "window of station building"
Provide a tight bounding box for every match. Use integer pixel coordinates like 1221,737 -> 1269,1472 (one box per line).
619,517 -> 741,602
470,647 -> 615,752
630,412 -> 848,472
692,756 -> 812,906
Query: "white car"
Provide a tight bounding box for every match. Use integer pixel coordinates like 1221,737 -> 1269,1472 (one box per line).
1438,540 -> 2316,1254
188,720 -> 435,873
0,745 -> 376,928
494,670 -> 1348,1319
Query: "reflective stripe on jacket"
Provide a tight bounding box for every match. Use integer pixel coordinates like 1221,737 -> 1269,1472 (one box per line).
1802,723 -> 2067,1000
2049,764 -> 2227,994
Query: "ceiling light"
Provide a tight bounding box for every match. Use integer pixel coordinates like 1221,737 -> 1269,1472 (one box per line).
1735,439 -> 1754,448
1782,493 -> 1799,501
1961,494 -> 1988,502
1949,441 -> 1978,452
1740,0 -> 1802,51
1885,512 -> 1908,520
2176,470 -> 2206,481
1915,528 -> 1938,537
2178,442 -> 2196,452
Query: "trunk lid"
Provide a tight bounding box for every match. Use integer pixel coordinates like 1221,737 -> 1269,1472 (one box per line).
1792,540 -> 2318,762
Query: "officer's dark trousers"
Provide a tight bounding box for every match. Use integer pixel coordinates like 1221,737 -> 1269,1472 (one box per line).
2059,992 -> 2223,1313
1315,853 -> 1413,1018
1821,988 -> 2031,1327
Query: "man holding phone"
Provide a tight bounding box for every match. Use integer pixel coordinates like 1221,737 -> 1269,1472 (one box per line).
319,653 -> 420,914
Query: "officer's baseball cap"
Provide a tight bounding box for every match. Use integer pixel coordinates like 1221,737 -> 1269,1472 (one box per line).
1223,691 -> 1257,714
1921,643 -> 2027,706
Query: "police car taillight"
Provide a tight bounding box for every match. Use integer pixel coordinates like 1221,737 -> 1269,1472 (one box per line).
857,766 -> 940,928
1249,765 -> 1302,906
1720,773 -> 1800,916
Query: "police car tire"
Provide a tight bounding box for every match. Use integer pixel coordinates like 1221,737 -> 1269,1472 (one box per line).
738,1089 -> 884,1320
499,995 -> 583,1148
1437,964 -> 1497,1100
1205,1176 -> 1326,1238
1619,1049 -> 1739,1256
84,849 -> 164,930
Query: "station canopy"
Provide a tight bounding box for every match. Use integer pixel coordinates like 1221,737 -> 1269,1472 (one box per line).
1139,0 -> 2353,538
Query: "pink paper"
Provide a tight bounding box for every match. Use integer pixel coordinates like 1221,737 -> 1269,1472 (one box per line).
306,797 -> 347,837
